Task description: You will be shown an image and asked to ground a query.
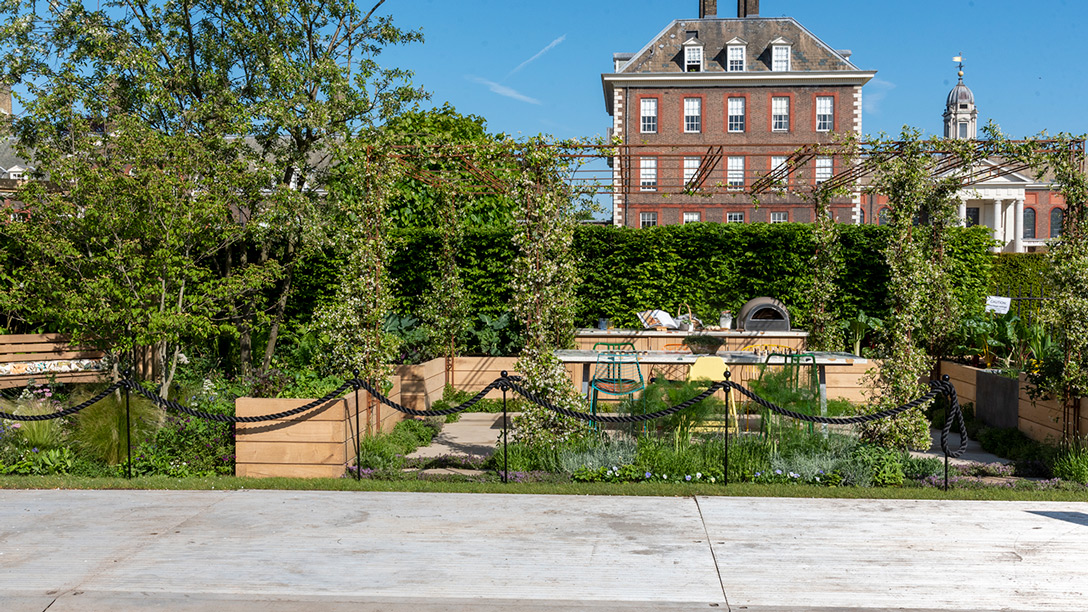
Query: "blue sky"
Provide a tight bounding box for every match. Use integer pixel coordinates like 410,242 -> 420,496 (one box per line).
377,0 -> 1088,141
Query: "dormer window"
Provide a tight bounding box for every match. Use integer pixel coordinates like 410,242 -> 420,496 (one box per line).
682,37 -> 704,72
725,38 -> 747,72
770,38 -> 792,71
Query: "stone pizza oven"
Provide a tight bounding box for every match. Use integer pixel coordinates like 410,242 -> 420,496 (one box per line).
737,297 -> 791,332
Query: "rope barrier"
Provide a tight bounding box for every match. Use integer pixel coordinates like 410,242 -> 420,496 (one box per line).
0,382 -> 125,421
1,373 -> 968,460
125,380 -> 356,423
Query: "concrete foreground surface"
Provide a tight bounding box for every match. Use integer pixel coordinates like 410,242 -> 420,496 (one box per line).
2,490 -> 1087,611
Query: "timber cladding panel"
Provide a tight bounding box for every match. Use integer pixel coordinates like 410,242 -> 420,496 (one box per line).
940,361 -> 977,407
453,356 -> 517,400
823,362 -> 878,404
235,397 -> 350,478
1017,379 -> 1087,444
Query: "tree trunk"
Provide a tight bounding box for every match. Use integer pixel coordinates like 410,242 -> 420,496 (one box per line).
236,245 -> 253,377
259,237 -> 294,377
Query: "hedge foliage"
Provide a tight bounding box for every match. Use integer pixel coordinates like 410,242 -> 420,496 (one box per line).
288,223 -> 995,333
990,253 -> 1053,297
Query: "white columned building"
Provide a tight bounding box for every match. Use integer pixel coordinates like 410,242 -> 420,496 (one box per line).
953,159 -> 1045,252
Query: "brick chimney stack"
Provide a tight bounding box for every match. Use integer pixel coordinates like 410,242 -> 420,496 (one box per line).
699,0 -> 716,18
737,0 -> 760,18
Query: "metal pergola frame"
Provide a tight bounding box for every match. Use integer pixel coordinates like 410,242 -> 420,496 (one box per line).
382,139 -> 1085,201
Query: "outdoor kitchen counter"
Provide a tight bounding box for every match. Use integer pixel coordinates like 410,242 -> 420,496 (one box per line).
574,328 -> 809,352
556,349 -> 867,416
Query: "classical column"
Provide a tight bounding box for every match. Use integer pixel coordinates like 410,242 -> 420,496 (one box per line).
1012,198 -> 1025,253
958,198 -> 968,227
991,198 -> 1003,252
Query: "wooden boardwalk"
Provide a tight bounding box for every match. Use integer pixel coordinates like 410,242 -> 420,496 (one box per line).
1,490 -> 1086,611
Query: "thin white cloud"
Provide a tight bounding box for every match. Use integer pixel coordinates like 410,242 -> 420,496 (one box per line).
508,35 -> 566,76
864,78 -> 896,114
469,76 -> 541,105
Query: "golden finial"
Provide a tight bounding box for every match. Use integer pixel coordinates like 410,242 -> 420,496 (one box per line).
953,54 -> 964,79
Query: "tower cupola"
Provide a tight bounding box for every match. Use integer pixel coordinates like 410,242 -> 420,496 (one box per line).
944,55 -> 977,139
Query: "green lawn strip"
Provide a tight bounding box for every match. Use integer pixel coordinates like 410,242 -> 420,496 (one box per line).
2,475 -> 1086,501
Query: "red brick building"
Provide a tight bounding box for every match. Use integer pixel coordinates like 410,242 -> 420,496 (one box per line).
603,0 -> 874,227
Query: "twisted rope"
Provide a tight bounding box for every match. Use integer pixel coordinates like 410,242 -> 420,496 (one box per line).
1,374 -> 969,461
726,381 -> 941,425
0,382 -> 125,421
350,377 -> 510,417
127,380 -> 355,423
503,378 -> 727,423
935,379 -> 969,459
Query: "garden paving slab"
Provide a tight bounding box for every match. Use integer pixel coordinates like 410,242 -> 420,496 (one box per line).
0,489 -> 725,610
910,428 -> 1009,467
2,490 -> 1088,611
407,413 -> 511,459
698,496 -> 1088,611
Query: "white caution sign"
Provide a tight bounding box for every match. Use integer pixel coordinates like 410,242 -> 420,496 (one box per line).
985,296 -> 1012,315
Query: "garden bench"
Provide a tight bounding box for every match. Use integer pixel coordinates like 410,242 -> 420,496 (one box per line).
0,334 -> 106,389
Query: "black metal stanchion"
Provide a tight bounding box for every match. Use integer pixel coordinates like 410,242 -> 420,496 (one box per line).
944,454 -> 950,491
501,371 -> 509,484
124,371 -> 132,479
723,374 -> 730,486
353,369 -> 362,481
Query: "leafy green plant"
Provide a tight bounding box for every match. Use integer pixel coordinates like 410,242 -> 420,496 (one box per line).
845,310 -> 883,356
486,442 -> 562,473
634,435 -> 727,478
1052,439 -> 1088,484
851,443 -> 905,487
681,335 -> 723,355
975,426 -> 1056,476
71,389 -> 162,465
355,418 -> 441,471
467,312 -> 523,356
385,313 -> 432,365
0,447 -> 76,475
727,435 -> 774,482
558,438 -> 637,474
902,455 -> 944,481
623,380 -> 724,448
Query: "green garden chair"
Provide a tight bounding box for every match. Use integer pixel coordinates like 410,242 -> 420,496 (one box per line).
588,343 -> 644,429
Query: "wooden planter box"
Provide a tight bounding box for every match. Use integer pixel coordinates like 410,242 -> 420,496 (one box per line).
235,355 -> 517,478
940,360 -> 1087,443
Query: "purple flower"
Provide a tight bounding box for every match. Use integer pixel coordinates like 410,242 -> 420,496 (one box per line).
774,469 -> 782,475
644,472 -> 652,479
685,475 -> 692,481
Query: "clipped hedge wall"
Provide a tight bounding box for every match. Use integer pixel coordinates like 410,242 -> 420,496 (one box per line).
990,253 -> 1052,296
289,223 -> 995,332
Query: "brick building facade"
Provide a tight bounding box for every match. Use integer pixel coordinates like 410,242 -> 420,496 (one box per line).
602,0 -> 874,227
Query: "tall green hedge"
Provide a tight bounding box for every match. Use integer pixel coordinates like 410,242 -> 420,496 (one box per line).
289,223 -> 995,332
990,253 -> 1052,296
